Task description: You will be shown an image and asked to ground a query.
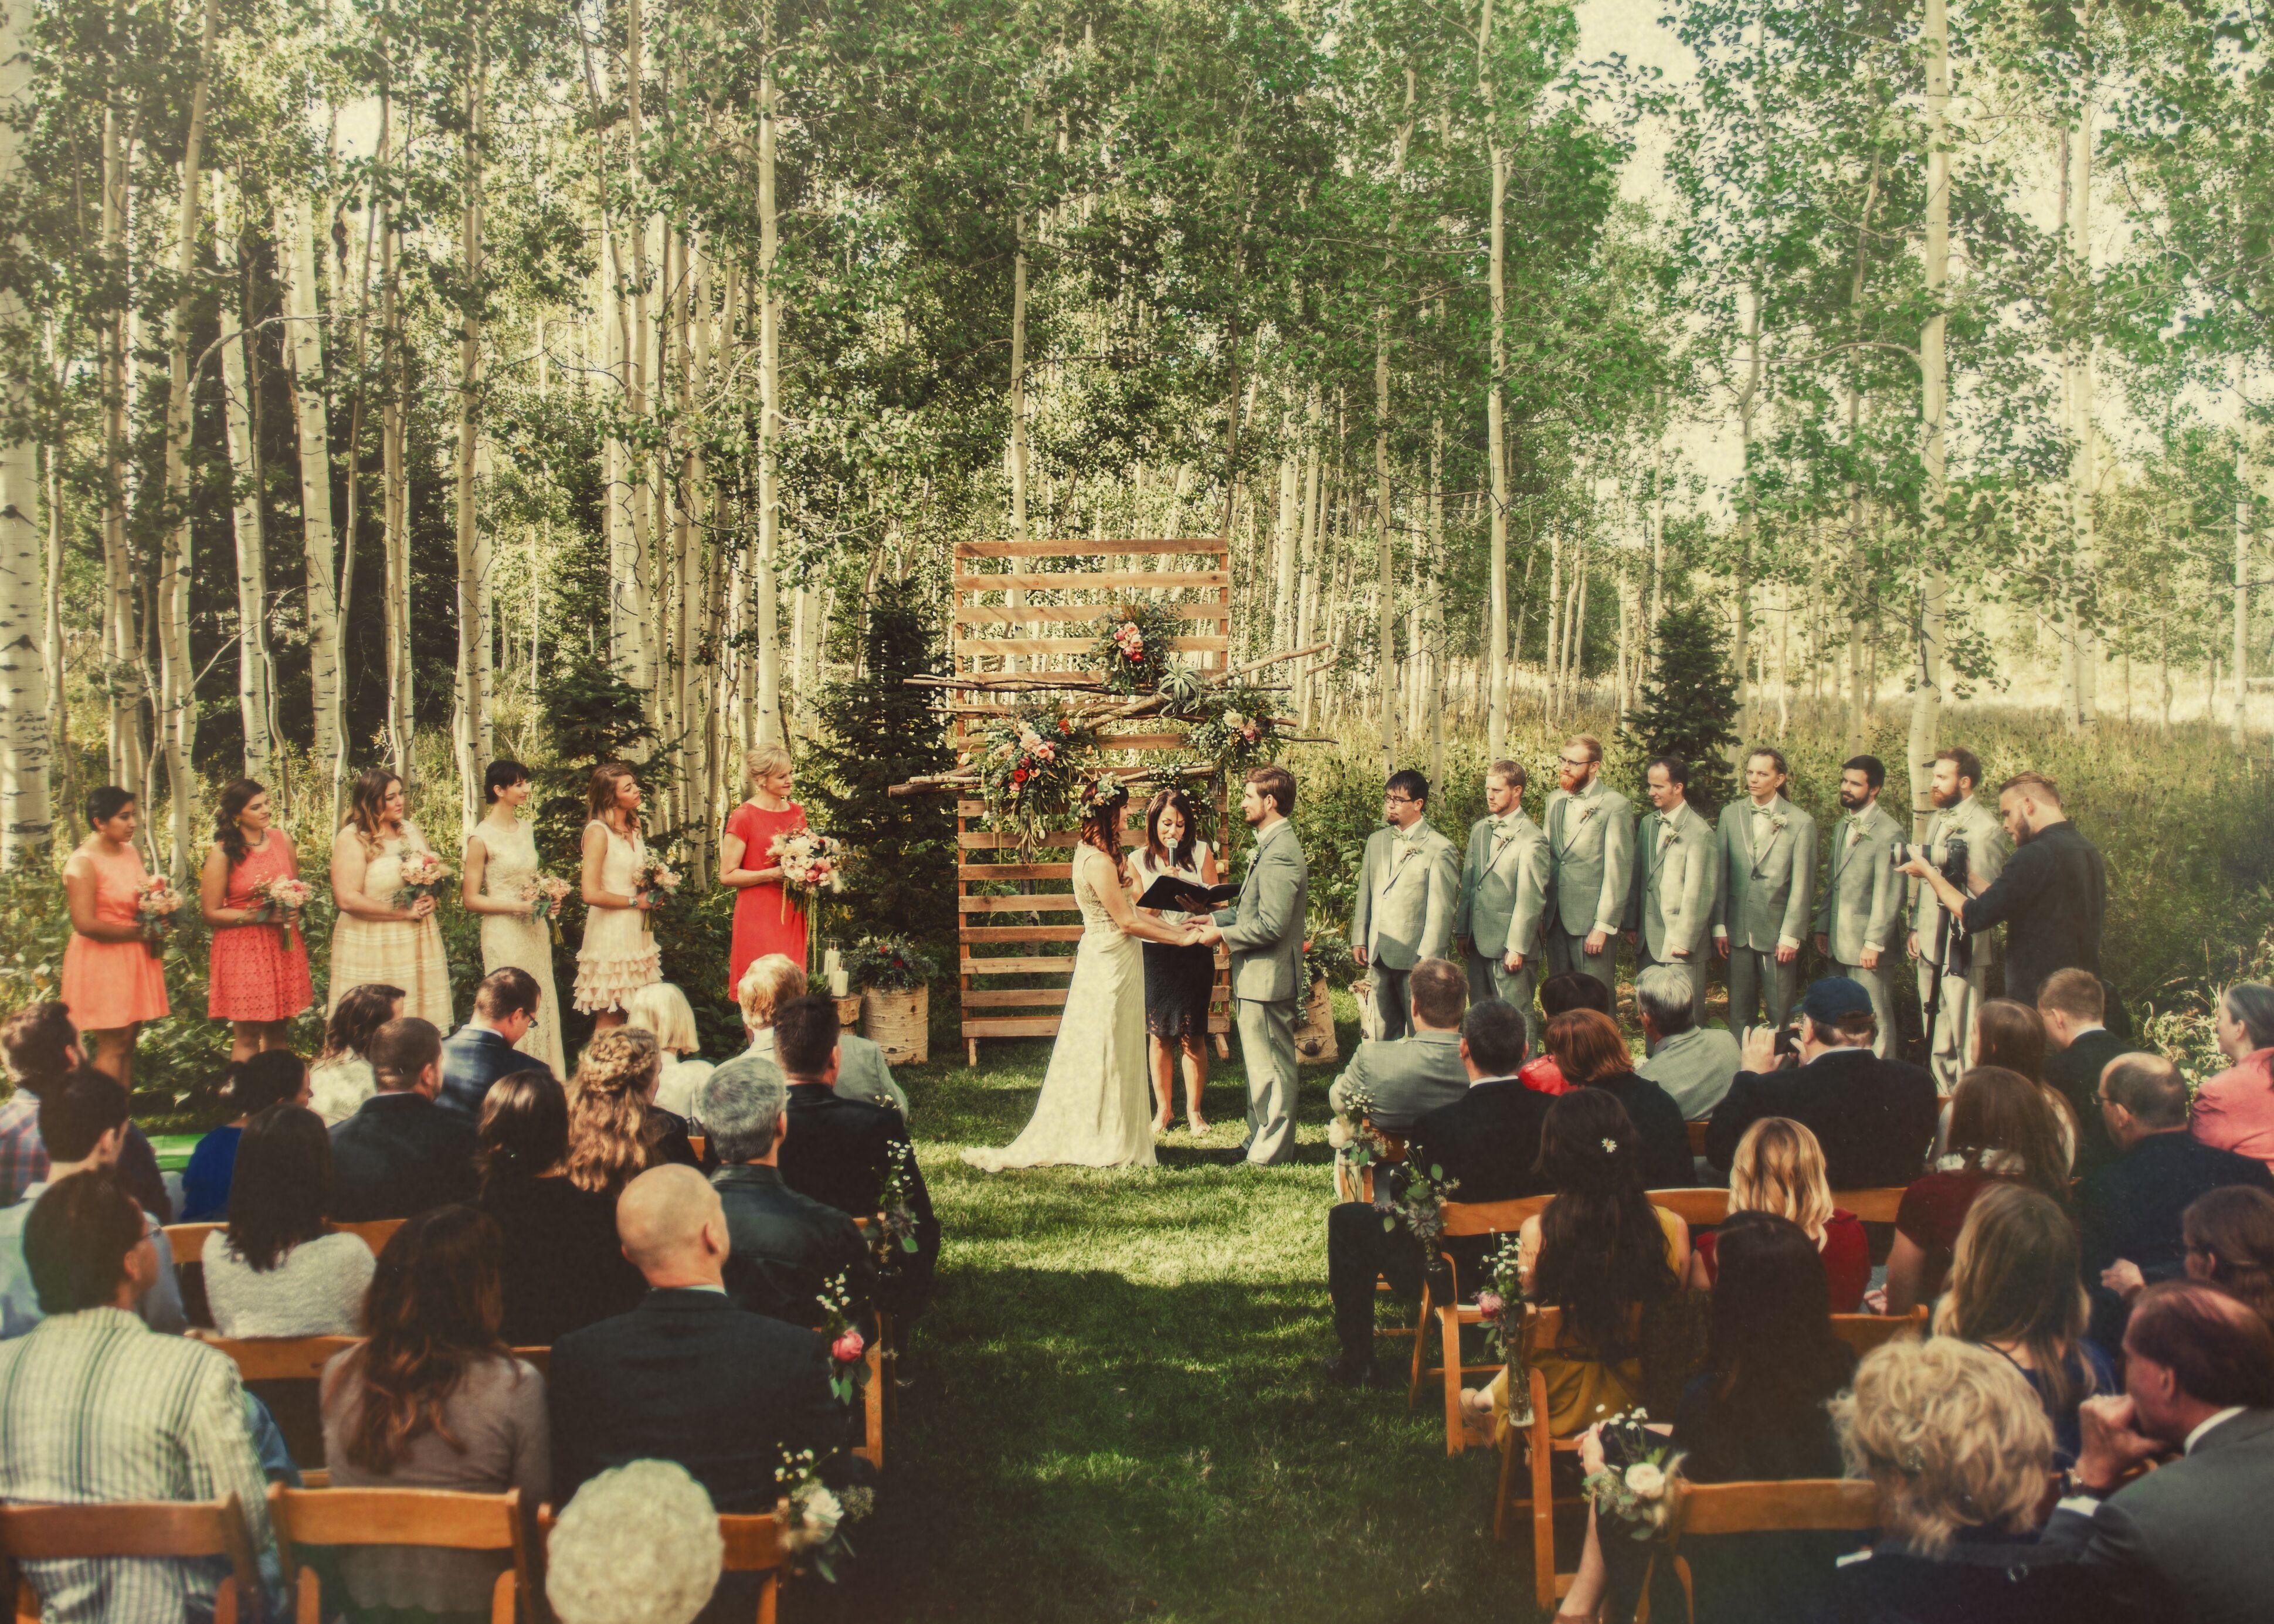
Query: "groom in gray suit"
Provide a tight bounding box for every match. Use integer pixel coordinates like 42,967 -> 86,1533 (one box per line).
1191,765 -> 1310,1167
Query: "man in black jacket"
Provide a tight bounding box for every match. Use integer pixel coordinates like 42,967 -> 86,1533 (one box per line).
700,1054 -> 875,1334
1322,997 -> 1553,1387
327,1018 -> 478,1221
772,996 -> 939,1323
436,967 -> 550,1124
1705,977 -> 1938,1191
2040,967 -> 2128,1175
549,1163 -> 854,1513
2081,1054 -> 2273,1348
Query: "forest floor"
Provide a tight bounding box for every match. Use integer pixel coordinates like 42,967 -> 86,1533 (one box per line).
813,990 -> 1552,1624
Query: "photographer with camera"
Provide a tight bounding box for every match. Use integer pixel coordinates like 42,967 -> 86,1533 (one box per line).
1905,747 -> 2009,1095
1901,770 -> 2106,1013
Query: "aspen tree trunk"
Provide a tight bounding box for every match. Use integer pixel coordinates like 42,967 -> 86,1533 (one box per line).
101,99 -> 143,797
1480,0 -> 1511,759
625,0 -> 657,714
2064,103 -> 2099,729
1910,0 -> 1951,836
220,212 -> 271,780
1273,429 -> 1297,643
754,9 -> 784,743
2236,357 -> 2253,750
1844,152 -> 1879,756
1374,312 -> 1396,773
381,206 -> 412,780
0,0 -> 47,864
279,196 -> 341,767
1009,104 -> 1033,545
332,184 -> 379,813
1649,430 -> 1666,634
1428,406 -> 1445,786
453,37 -> 488,827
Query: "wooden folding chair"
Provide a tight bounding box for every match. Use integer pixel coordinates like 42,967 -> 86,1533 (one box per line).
332,1218 -> 406,1255
0,1494 -> 262,1623
194,1334 -> 362,1469
511,1347 -> 551,1378
162,1222 -> 225,1329
689,1134 -> 708,1162
269,1484 -> 535,1624
851,1218 -> 902,1431
1830,1307 -> 1927,1357
1640,1478 -> 1882,1624
1830,1187 -> 1906,1224
1685,1120 -> 1710,1158
1648,1188 -> 1729,1231
161,1222 -> 222,1265
539,1504 -> 788,1624
1408,1195 -> 1552,1454
1332,1127 -> 1407,1205
1488,1304 -> 1600,1612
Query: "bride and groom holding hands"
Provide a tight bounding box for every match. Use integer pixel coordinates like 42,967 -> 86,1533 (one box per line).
962,765 -> 1309,1173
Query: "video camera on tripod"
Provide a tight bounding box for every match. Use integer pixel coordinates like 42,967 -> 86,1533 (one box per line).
1906,836 -> 1973,1034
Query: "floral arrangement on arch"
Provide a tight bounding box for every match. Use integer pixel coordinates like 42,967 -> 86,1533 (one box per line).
1088,600 -> 1184,695
843,933 -> 939,994
1179,681 -> 1283,773
974,702 -> 1102,857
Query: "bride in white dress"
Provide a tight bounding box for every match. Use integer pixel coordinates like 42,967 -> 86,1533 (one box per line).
963,781 -> 1202,1173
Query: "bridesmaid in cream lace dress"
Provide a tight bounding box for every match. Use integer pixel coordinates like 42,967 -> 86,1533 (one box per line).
328,769 -> 453,1027
575,762 -> 662,1030
460,761 -> 566,1074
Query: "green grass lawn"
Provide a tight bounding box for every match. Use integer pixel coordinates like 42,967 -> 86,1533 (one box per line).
825,996 -> 1552,1624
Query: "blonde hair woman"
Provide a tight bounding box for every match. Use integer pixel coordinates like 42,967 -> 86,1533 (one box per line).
623,982 -> 714,1119
735,953 -> 909,1115
328,769 -> 453,1027
718,742 -> 810,1000
575,763 -> 662,1030
565,1027 -> 695,1193
1692,1117 -> 1871,1310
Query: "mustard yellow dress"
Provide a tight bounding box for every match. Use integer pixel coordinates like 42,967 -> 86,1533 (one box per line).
1489,1204 -> 1686,1440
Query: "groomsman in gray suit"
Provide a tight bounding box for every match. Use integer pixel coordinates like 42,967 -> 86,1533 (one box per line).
1349,770 -> 1461,1042
1192,765 -> 1309,1166
1907,745 -> 2008,1094
1624,755 -> 1717,1036
1453,760 -> 1550,1051
1714,746 -> 1818,1037
1326,958 -> 1471,1133
1814,754 -> 1905,1057
1542,735 -> 1634,1003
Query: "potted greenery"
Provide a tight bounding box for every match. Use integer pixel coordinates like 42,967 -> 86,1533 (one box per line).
843,935 -> 940,1065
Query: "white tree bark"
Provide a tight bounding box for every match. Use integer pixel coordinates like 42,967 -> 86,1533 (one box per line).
1910,0 -> 1951,835
453,45 -> 490,828
278,195 -> 341,766
1480,0 -> 1511,759
0,0 -> 48,865
2236,357 -> 2253,750
218,198 -> 271,780
754,16 -> 784,743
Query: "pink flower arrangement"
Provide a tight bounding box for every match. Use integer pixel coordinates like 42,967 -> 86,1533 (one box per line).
769,828 -> 845,922
250,875 -> 314,950
831,1329 -> 866,1365
396,851 -> 450,904
135,876 -> 182,958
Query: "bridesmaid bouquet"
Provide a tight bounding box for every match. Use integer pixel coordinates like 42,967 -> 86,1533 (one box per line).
250,875 -> 313,950
634,854 -> 680,934
134,876 -> 182,959
520,874 -> 573,943
397,852 -> 451,909
768,828 -> 846,922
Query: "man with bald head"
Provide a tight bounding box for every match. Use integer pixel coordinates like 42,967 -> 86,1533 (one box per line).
547,1164 -> 853,1513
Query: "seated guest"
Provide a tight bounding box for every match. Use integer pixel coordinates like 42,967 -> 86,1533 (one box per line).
2179,1185 -> 2274,1335
2083,1054 -> 2271,1348
2039,967 -> 2124,1174
1634,962 -> 1742,1120
625,981 -> 717,1119
319,1206 -> 547,1617
181,1050 -> 311,1221
702,1055 -> 874,1331
1692,1116 -> 1869,1311
0,1067 -> 184,1336
307,982 -> 403,1127
1884,1066 -> 2071,1315
773,994 -> 938,1322
1823,1337 -> 2088,1624
206,1103 -> 374,1337
549,1164 -> 853,1512
328,1017 -> 480,1221
1562,1211 -> 1859,1623
1960,997 -> 2079,1170
1515,971 -> 1613,1096
1705,975 -> 1938,1189
566,1027 -> 699,1194
0,1173 -> 276,1620
1462,1087 -> 1689,1442
2191,981 -> 2274,1174
474,1070 -> 646,1345
0,1000 -> 172,1219
1544,1007 -> 1692,1189
1322,997 -> 1551,1387
737,954 -> 908,1116
546,1460 -> 722,1624
437,966 -> 551,1124
2042,1282 -> 2274,1620
1325,955 -> 1469,1134
1934,1182 -> 2112,1462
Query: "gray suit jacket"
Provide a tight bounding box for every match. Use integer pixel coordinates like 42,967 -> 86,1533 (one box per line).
1350,821 -> 1460,971
1326,1030 -> 1469,1133
1816,802 -> 1905,962
1626,800 -> 1717,960
1714,794 -> 1818,952
1543,780 -> 1635,937
1213,817 -> 1308,1004
2041,1406 -> 2274,1624
1453,813 -> 1549,961
1909,793 -> 2010,954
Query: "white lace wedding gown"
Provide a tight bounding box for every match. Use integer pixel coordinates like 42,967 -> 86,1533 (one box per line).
962,845 -> 1158,1172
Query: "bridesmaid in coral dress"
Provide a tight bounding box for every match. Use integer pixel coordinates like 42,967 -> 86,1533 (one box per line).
200,779 -> 313,1061
718,742 -> 809,998
60,785 -> 171,1087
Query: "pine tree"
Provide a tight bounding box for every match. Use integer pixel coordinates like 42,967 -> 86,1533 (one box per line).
1618,602 -> 1742,813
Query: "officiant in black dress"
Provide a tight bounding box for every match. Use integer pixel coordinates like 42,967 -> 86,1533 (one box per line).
1132,789 -> 1220,1134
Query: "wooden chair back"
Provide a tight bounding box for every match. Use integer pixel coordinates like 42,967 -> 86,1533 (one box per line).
538,1504 -> 786,1624
270,1484 -> 532,1624
1671,1477 -> 1881,1537
1830,1307 -> 1927,1356
332,1218 -> 406,1255
512,1347 -> 550,1378
690,1134 -> 708,1162
161,1224 -> 223,1328
1685,1120 -> 1710,1156
161,1222 -> 222,1266
1830,1187 -> 1906,1224
1437,1195 -> 1550,1239
194,1333 -> 362,1384
0,1495 -> 260,1623
1651,1188 -> 1730,1229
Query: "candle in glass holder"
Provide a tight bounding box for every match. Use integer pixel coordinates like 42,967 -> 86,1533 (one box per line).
823,947 -> 842,975
830,967 -> 850,997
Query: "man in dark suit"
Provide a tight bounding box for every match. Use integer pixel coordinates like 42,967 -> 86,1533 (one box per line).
772,996 -> 939,1323
1705,976 -> 1938,1191
699,1055 -> 874,1334
2040,967 -> 2127,1175
436,967 -> 550,1124
2081,1055 -> 2273,1347
2045,1282 -> 2274,1623
327,1018 -> 478,1220
1322,998 -> 1554,1387
549,1163 -> 855,1513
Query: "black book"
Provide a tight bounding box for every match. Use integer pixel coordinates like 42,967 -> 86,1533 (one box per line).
1135,875 -> 1237,912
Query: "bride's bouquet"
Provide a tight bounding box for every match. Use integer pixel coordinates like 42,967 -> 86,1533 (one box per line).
250,875 -> 313,950
135,876 -> 183,959
768,828 -> 846,922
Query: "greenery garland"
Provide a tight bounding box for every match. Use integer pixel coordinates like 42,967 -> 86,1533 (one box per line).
974,701 -> 1101,856
1088,601 -> 1184,694
1178,681 -> 1284,773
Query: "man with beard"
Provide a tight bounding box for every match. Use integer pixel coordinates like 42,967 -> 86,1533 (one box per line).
1904,746 -> 2008,1095
1541,735 -> 1634,1004
1624,756 -> 1716,1035
1454,760 -> 1551,1053
1903,769 -> 2105,1010
1814,755 -> 1905,1056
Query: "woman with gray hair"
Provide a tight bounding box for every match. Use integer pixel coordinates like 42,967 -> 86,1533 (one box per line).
2192,983 -> 2274,1174
547,1459 -> 723,1624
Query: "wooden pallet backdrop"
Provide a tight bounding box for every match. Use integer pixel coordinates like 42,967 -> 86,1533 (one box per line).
951,538 -> 1233,1067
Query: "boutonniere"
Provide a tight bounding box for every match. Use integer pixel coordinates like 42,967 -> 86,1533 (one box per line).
1577,805 -> 1600,827
1769,816 -> 1789,835
1657,826 -> 1677,851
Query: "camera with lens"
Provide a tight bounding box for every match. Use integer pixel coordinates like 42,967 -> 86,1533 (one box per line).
1898,836 -> 1969,889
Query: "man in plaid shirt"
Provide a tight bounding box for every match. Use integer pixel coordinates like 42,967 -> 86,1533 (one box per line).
0,1003 -> 77,1205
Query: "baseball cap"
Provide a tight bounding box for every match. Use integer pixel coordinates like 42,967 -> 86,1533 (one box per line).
1798,976 -> 1875,1025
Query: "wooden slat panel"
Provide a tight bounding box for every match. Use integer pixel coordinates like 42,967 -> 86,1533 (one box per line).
960,1016 -> 1075,1037
962,925 -> 1086,943
952,604 -> 1231,626
954,570 -> 1230,592
956,539 -> 1226,558
960,956 -> 1077,975
961,862 -> 1074,881
960,894 -> 1080,913
955,636 -> 1227,658
957,828 -> 1145,848
963,988 -> 1073,1007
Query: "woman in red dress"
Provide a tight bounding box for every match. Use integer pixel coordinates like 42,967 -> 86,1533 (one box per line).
60,785 -> 171,1086
201,778 -> 314,1061
718,742 -> 808,997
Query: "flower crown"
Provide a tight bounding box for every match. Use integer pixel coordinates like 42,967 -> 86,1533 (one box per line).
1080,775 -> 1128,811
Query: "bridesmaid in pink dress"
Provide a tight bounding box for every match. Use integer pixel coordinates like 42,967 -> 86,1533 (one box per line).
718,742 -> 810,998
200,778 -> 314,1061
60,786 -> 171,1087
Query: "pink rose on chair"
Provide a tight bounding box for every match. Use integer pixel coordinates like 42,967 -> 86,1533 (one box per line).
831,1330 -> 866,1365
